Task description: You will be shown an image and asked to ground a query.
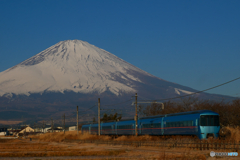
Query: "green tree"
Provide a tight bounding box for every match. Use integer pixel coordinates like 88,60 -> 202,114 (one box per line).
100,113 -> 122,122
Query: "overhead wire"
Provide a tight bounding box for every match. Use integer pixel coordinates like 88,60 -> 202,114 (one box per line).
78,104 -> 97,116
101,99 -> 132,107
140,76 -> 240,102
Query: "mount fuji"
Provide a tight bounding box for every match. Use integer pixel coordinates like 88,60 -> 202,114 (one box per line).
0,40 -> 233,122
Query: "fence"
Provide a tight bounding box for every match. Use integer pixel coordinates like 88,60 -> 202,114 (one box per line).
65,139 -> 240,151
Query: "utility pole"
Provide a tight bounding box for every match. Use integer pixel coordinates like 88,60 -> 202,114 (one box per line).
77,106 -> 79,135
135,93 -> 138,136
98,98 -> 100,136
64,113 -> 65,134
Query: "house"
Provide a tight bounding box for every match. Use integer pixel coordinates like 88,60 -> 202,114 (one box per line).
69,126 -> 77,131
10,126 -> 35,137
40,127 -> 51,133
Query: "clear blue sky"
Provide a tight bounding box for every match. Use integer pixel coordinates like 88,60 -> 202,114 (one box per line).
0,0 -> 240,97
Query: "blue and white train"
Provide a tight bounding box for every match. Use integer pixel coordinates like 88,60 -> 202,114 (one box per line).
81,110 -> 220,139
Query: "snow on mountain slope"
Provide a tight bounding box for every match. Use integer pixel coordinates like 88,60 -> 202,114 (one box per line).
174,88 -> 195,95
0,40 -> 160,97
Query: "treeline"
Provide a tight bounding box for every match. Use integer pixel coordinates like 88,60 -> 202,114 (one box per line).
139,97 -> 240,127
92,113 -> 122,123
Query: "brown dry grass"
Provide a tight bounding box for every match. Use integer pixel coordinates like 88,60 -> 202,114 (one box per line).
0,139 -> 125,157
157,150 -> 206,160
30,131 -> 112,142
31,131 -> 199,143
225,126 -> 240,142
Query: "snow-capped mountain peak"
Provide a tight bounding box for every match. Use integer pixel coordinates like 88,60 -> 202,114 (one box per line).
0,40 -> 156,97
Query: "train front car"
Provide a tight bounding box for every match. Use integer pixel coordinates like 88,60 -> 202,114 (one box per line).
199,111 -> 220,139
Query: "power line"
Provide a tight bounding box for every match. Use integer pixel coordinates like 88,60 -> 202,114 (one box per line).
137,95 -> 152,101
140,76 -> 240,102
78,104 -> 97,116
101,99 -> 132,107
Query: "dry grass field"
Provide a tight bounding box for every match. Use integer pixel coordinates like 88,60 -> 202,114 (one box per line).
0,138 -> 209,160
0,128 -> 239,159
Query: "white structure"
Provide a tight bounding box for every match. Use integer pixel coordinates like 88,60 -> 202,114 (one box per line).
0,132 -> 6,136
69,126 -> 77,131
19,126 -> 34,134
40,127 -> 51,133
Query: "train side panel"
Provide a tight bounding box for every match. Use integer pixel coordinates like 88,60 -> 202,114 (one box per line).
116,120 -> 135,135
101,122 -> 116,135
138,118 -> 162,135
163,114 -> 199,137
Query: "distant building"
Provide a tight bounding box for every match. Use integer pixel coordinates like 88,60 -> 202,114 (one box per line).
10,126 -> 35,137
47,127 -> 63,133
69,126 -> 77,131
0,128 -> 8,136
40,127 -> 51,133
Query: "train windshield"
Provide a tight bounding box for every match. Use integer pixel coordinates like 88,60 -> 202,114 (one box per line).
200,115 -> 219,126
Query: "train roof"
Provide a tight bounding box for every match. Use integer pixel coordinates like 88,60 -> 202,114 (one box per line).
82,110 -> 218,126
140,110 -> 217,119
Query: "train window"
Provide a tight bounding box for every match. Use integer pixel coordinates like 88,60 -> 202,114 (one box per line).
184,121 -> 187,126
165,121 -> 196,127
153,123 -> 161,128
200,115 -> 219,126
91,127 -> 98,131
143,124 -> 149,128
102,126 -> 111,130
180,122 -> 183,127
176,122 -> 180,127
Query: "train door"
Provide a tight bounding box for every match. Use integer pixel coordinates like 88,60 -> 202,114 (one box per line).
196,119 -> 198,133
132,124 -> 135,135
150,121 -> 153,135
112,124 -> 115,135
161,118 -> 164,135
139,122 -> 142,135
